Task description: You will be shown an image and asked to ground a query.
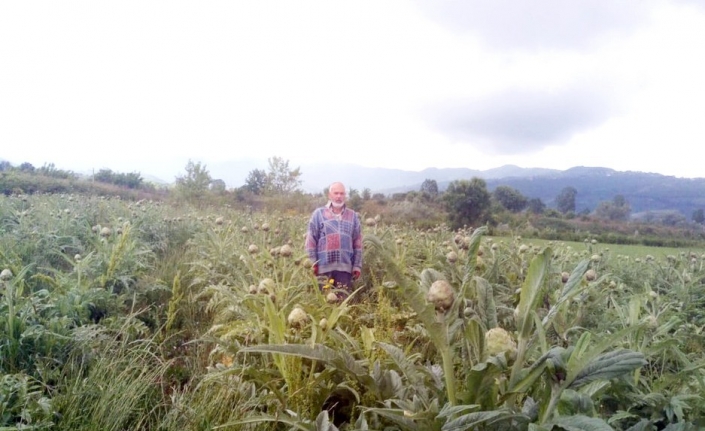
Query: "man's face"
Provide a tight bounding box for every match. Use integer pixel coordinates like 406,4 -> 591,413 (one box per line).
328,184 -> 346,207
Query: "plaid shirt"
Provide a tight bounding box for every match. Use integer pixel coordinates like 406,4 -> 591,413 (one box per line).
305,204 -> 362,274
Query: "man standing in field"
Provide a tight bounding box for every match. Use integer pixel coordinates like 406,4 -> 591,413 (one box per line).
305,182 -> 363,295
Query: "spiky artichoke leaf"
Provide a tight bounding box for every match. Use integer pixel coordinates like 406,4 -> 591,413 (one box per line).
474,276 -> 498,329
240,343 -> 376,390
461,226 -> 488,287
569,349 -> 647,389
542,414 -> 614,431
621,419 -> 655,431
420,268 -> 446,292
542,259 -> 589,327
436,403 -> 481,420
516,248 -> 552,341
564,326 -> 643,388
462,354 -> 506,408
507,346 -> 568,394
359,407 -> 420,431
377,342 -> 429,389
557,389 -> 596,416
441,409 -> 530,431
315,410 -> 340,431
215,412 -> 312,430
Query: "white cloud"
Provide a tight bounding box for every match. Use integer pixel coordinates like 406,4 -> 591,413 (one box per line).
1,1 -> 705,181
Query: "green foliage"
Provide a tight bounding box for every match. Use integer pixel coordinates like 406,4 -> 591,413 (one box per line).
493,185 -> 528,213
594,194 -> 632,221
93,169 -> 145,189
1,191 -> 705,430
421,179 -> 439,196
174,159 -> 212,204
443,178 -> 491,229
266,156 -> 302,194
556,186 -> 578,214
528,198 -> 546,214
244,168 -> 268,195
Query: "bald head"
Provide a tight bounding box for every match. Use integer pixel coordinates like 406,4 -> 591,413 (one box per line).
328,182 -> 347,208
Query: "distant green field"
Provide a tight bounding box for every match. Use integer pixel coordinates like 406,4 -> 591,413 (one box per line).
491,236 -> 705,260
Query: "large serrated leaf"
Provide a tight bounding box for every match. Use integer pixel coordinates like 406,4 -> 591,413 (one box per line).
623,419 -> 655,431
361,408 -> 419,431
441,410 -> 529,431
436,403 -> 481,420
461,226 -> 488,286
474,276 -> 498,329
463,356 -> 505,408
377,342 -> 427,389
213,413 -> 311,430
315,410 -> 340,431
557,389 -> 595,416
542,260 -> 589,327
544,414 -> 614,431
517,248 -> 552,341
420,268 -> 446,292
569,349 -> 647,389
240,343 -> 376,390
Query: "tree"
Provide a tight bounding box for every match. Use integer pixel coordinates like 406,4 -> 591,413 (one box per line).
93,169 -> 144,189
19,162 -> 35,173
347,188 -> 363,211
420,179 -> 439,196
692,208 -> 705,224
94,169 -> 114,184
175,160 -> 212,203
210,179 -> 227,193
555,186 -> 577,214
527,198 -> 546,215
594,195 -> 631,221
266,156 -> 302,194
244,169 -> 267,195
493,185 -> 528,213
442,178 -> 491,229
118,172 -> 143,189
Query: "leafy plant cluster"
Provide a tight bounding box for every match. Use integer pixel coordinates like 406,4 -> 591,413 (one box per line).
1,191 -> 705,430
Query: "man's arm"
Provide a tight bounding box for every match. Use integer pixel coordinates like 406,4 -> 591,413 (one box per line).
352,213 -> 363,275
305,210 -> 320,264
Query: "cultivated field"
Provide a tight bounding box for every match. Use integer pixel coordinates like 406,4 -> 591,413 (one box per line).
1,193 -> 704,430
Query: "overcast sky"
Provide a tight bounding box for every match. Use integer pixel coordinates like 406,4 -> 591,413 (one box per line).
2,1 -> 705,183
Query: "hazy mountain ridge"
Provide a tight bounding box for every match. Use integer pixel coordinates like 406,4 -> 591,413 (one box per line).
3,157 -> 703,217
298,163 -> 705,216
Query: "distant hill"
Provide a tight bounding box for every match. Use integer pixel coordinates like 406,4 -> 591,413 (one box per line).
298,163 -> 561,194
297,163 -> 705,216
5,157 -> 704,217
199,161 -> 705,217
484,168 -> 705,218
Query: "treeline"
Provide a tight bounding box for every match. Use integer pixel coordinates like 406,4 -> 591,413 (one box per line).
3,157 -> 705,247
93,169 -> 145,189
0,160 -> 155,193
0,161 -> 76,179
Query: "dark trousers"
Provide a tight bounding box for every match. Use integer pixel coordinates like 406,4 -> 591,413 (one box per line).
321,271 -> 353,290
319,271 -> 354,300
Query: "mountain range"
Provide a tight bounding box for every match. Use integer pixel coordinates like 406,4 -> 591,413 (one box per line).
4,157 -> 704,217
204,162 -> 705,217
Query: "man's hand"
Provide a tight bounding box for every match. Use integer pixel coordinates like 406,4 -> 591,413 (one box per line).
313,264 -> 319,276
352,269 -> 361,280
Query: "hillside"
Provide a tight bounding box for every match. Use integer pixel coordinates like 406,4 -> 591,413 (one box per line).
481,168 -> 705,217
298,163 -> 705,217
4,157 -> 703,217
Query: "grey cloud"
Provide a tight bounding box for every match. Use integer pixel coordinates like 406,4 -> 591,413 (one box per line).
426,86 -> 615,154
413,0 -> 653,51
